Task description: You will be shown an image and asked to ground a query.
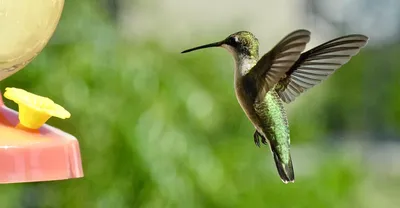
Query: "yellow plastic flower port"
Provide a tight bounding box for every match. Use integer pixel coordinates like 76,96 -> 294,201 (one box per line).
3,87 -> 70,130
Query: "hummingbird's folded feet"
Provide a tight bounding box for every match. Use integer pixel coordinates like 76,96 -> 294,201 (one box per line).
253,131 -> 261,147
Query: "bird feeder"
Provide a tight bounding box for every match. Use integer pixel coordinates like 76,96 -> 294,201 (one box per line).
0,0 -> 83,183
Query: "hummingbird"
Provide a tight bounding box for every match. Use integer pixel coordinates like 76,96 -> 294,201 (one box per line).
181,30 -> 368,183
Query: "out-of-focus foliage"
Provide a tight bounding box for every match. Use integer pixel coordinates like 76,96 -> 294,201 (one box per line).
1,1 -> 400,208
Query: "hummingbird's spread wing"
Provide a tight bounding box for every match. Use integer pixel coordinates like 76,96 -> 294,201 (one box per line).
275,34 -> 369,103
248,30 -> 310,100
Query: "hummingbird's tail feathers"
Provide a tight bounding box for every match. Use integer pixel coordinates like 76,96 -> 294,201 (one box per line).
255,131 -> 294,183
272,151 -> 295,184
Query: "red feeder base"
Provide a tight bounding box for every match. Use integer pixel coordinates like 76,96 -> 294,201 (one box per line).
0,92 -> 83,183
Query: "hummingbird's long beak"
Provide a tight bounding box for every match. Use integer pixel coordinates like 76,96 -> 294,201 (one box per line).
181,41 -> 224,53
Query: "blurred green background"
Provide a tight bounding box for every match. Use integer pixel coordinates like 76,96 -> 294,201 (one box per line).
1,0 -> 400,207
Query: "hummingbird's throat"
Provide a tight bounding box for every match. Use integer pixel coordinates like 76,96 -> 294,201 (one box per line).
221,44 -> 256,76
221,44 -> 236,55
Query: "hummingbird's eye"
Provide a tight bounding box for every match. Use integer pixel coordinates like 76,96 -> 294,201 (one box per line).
227,36 -> 239,46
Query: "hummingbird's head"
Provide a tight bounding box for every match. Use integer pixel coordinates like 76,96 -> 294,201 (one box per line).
181,31 -> 259,59
221,31 -> 259,59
